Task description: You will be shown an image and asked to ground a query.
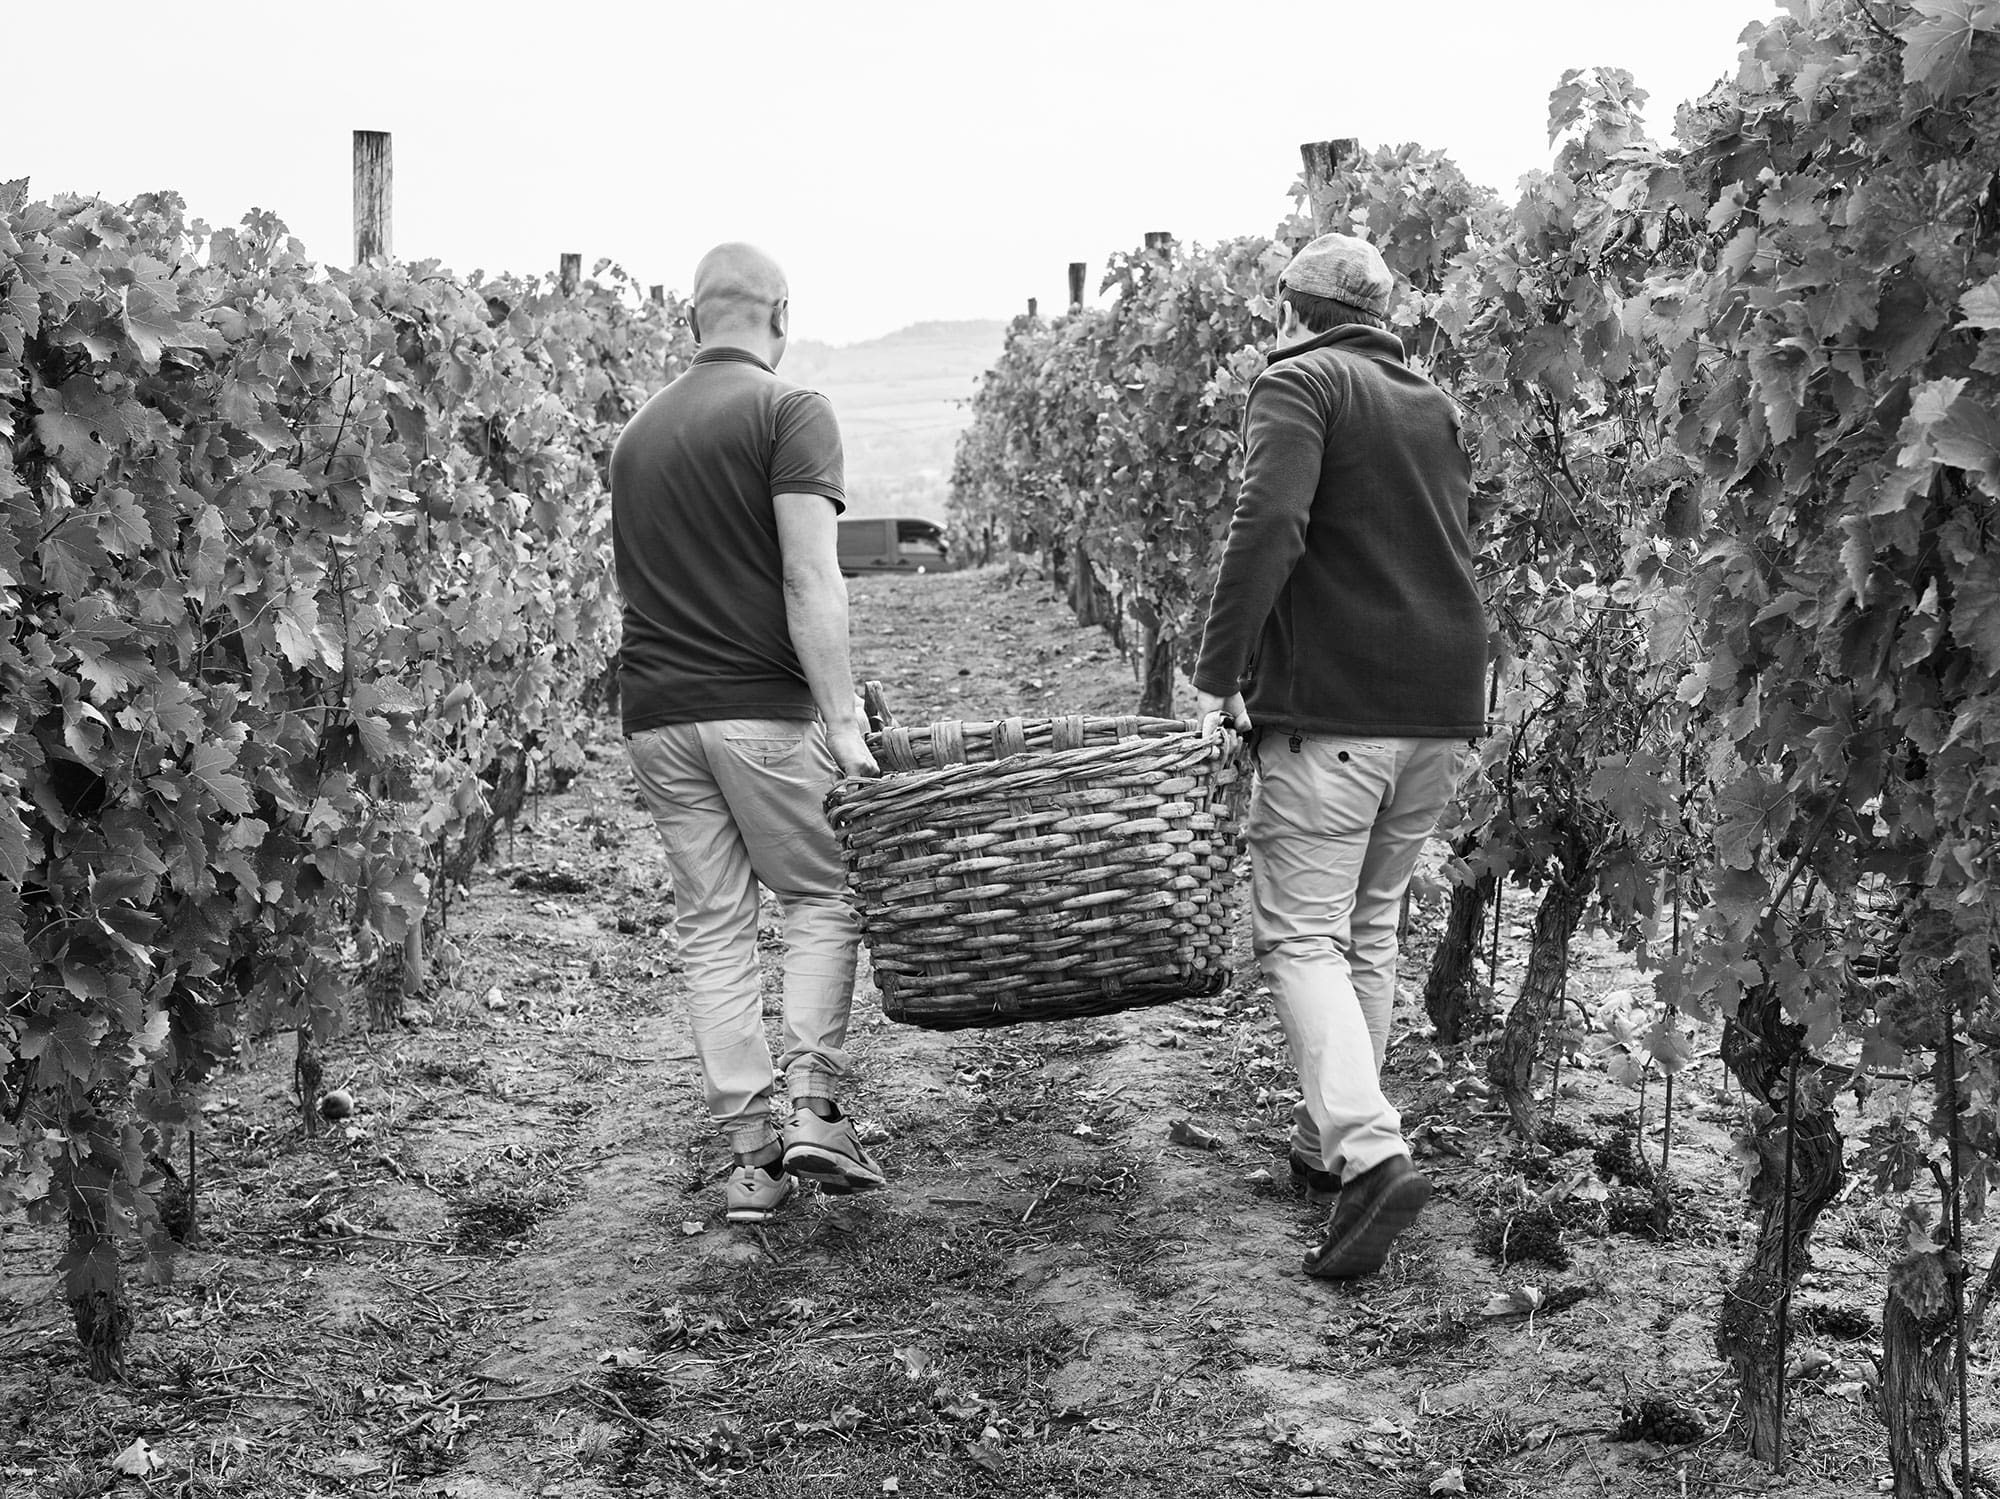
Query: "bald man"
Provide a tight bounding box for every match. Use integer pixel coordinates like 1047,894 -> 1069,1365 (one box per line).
612,242 -> 885,1225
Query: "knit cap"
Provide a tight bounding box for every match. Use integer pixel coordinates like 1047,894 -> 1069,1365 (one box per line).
1280,233 -> 1394,320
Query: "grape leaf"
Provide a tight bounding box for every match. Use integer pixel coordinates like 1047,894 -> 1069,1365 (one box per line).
188,741 -> 253,817
1588,753 -> 1681,835
37,520 -> 113,602
31,410 -> 111,485
0,785 -> 28,886
273,588 -> 323,671
91,488 -> 152,558
1949,558 -> 2000,670
188,507 -> 228,595
21,1008 -> 111,1081
0,889 -> 30,990
1900,0 -> 2000,96
1962,276 -> 2000,332
1714,773 -> 1792,871
1926,391 -> 2000,484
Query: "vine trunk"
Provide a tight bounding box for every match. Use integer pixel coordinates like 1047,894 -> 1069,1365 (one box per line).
1488,830 -> 1591,1140
1714,991 -> 1845,1466
1882,1246 -> 1962,1499
1424,831 -> 1494,1044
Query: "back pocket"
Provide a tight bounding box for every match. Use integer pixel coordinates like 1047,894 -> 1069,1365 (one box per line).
724,733 -> 803,769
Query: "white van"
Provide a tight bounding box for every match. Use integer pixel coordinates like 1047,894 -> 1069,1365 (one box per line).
837,517 -> 949,576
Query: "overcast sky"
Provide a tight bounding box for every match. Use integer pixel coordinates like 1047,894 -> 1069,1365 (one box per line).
14,0 -> 1770,345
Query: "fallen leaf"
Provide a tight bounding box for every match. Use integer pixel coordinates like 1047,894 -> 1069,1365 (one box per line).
596,1347 -> 646,1368
109,1439 -> 161,1477
882,1481 -> 901,1495
894,1346 -> 934,1380
1168,1119 -> 1221,1151
1429,1468 -> 1467,1495
680,1220 -> 706,1237
1480,1285 -> 1543,1318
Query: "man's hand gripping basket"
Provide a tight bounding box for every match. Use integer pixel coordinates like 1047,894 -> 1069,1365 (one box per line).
825,683 -> 1252,1030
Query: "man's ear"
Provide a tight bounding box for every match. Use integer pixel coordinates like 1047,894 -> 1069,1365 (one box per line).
688,306 -> 703,345
770,298 -> 789,340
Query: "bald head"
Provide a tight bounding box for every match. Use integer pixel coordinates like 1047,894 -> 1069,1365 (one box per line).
691,242 -> 788,333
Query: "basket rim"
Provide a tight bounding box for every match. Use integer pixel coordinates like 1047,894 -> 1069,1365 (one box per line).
828,726 -> 1246,827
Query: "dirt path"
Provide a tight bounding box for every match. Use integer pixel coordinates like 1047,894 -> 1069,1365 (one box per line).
0,567 -> 1972,1498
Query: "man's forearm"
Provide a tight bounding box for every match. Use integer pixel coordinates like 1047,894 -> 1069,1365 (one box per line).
783,564 -> 860,726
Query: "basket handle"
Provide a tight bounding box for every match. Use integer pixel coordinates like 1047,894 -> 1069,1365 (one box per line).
862,680 -> 897,733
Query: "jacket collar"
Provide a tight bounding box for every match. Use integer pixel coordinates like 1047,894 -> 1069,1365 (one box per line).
1268,324 -> 1407,366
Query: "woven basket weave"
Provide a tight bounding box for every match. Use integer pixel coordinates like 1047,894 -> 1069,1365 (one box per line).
825,683 -> 1251,1031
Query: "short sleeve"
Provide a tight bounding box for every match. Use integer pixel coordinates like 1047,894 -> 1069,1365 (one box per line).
771,389 -> 846,513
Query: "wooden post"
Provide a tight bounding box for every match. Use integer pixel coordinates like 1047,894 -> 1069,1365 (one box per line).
1299,138 -> 1360,237
649,284 -> 665,305
1068,261 -> 1086,312
352,130 -> 392,264
559,253 -> 582,294
1027,297 -> 1038,317
1143,231 -> 1173,259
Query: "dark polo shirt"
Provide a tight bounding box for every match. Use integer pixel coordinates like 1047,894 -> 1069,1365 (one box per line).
611,347 -> 845,733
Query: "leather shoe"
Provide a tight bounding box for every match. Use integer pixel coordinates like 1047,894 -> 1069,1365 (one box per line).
1302,1154 -> 1430,1280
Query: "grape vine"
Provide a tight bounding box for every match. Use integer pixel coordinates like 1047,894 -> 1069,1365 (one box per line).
0,183 -> 692,1376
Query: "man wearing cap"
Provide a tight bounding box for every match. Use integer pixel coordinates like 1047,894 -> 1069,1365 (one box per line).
1193,232 -> 1486,1279
612,241 -> 886,1226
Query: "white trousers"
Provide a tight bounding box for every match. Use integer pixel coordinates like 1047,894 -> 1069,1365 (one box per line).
1248,733 -> 1466,1183
626,719 -> 860,1154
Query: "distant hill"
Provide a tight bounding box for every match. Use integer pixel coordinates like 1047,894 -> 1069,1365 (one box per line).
780,319 -> 1007,523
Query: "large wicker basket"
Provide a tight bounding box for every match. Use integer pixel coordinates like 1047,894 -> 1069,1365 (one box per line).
825,683 -> 1251,1030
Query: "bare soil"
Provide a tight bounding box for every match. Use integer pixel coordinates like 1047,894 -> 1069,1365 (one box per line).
1,566 -> 1985,1498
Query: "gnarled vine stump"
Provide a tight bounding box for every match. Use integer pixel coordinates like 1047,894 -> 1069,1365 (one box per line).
1128,598 -> 1176,718
1068,537 -> 1120,641
1714,985 -> 1845,1465
60,1116 -> 132,1383
1882,1243 -> 1960,1499
1424,830 -> 1495,1044
1487,825 -> 1591,1141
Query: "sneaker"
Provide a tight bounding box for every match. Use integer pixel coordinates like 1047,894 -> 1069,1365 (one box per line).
1302,1154 -> 1430,1280
782,1106 -> 887,1192
725,1161 -> 794,1224
1289,1151 -> 1340,1207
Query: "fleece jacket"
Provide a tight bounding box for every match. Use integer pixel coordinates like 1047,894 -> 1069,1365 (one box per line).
1191,325 -> 1488,738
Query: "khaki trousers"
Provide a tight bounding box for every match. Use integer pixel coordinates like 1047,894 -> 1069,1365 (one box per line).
1248,733 -> 1467,1183
626,719 -> 859,1155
